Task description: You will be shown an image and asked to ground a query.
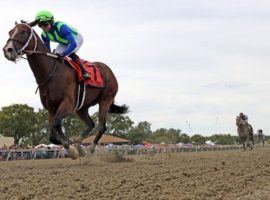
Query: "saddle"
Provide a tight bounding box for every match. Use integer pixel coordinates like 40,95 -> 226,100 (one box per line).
64,58 -> 105,88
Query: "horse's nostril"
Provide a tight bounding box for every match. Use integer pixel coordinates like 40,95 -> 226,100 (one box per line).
7,47 -> 14,53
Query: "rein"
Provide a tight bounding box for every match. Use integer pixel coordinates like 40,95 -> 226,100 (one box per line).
35,59 -> 58,94
24,50 -> 59,58
24,50 -> 61,93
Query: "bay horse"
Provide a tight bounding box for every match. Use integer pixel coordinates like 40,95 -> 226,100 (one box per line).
236,116 -> 254,151
3,22 -> 128,158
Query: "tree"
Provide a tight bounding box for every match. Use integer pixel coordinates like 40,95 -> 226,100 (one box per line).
209,134 -> 234,145
91,112 -> 134,137
149,128 -> 181,144
127,121 -> 152,144
27,108 -> 50,146
190,134 -> 206,145
179,133 -> 190,144
0,104 -> 36,145
62,113 -> 85,138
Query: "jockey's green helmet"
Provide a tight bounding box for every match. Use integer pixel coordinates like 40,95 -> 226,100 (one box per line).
35,10 -> 54,23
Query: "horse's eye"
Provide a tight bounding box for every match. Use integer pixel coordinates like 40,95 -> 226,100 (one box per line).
21,30 -> 26,35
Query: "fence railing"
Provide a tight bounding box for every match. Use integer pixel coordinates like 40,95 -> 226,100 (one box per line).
0,143 -> 268,161
0,149 -> 68,161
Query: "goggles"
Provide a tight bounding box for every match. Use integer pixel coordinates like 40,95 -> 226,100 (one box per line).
38,22 -> 50,28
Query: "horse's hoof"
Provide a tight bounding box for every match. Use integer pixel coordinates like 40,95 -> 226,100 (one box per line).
76,145 -> 86,157
68,146 -> 79,160
88,144 -> 96,154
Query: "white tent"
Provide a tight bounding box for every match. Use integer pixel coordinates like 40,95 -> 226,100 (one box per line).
47,143 -> 59,149
160,141 -> 166,145
176,143 -> 183,147
0,136 -> 14,148
205,140 -> 215,145
35,144 -> 48,148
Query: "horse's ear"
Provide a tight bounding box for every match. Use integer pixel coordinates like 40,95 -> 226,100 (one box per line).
15,21 -> 18,25
28,19 -> 39,27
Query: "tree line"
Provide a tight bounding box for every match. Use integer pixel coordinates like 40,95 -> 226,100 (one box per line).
0,104 -> 264,147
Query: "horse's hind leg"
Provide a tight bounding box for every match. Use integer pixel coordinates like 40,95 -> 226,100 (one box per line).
76,108 -> 95,139
89,99 -> 113,153
76,108 -> 95,156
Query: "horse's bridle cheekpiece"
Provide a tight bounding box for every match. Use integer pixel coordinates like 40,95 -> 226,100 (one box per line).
7,22 -> 37,61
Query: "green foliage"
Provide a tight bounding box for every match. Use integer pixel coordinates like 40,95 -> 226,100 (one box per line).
179,133 -> 190,144
127,121 -> 152,144
191,134 -> 206,145
62,113 -> 84,138
0,104 -> 246,147
232,135 -> 241,144
0,104 -> 37,145
107,113 -> 134,137
209,134 -> 235,145
28,108 -> 49,146
91,112 -> 134,137
0,105 -> 85,146
148,128 -> 181,144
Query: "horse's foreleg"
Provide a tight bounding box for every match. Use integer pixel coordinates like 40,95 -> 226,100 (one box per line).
48,111 -> 62,145
246,136 -> 250,150
53,99 -> 73,149
242,139 -> 246,151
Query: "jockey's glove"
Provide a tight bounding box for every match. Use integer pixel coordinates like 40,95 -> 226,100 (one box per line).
55,53 -> 64,62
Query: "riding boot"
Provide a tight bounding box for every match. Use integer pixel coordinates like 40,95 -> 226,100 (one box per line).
74,58 -> 90,80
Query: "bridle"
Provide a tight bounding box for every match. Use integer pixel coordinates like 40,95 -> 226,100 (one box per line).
8,23 -> 37,61
8,23 -> 60,92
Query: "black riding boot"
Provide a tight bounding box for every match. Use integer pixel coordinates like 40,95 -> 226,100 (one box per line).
74,58 -> 90,79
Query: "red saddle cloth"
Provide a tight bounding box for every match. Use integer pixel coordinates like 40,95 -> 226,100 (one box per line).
65,58 -> 105,87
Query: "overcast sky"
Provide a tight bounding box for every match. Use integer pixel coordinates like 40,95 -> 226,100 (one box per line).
1,0 -> 270,136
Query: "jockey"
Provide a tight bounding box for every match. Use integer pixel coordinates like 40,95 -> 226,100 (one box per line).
35,10 -> 90,79
257,129 -> 263,136
239,112 -> 248,123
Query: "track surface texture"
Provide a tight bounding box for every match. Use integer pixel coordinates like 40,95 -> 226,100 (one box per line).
0,148 -> 270,200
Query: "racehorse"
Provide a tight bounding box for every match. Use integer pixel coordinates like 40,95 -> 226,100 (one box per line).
257,131 -> 265,147
3,22 -> 128,158
236,116 -> 254,150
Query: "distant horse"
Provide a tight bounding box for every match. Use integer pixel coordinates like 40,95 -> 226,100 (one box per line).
236,116 -> 254,150
257,131 -> 265,147
3,22 -> 128,158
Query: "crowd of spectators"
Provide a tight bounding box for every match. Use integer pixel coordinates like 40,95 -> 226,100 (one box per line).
0,144 -> 69,161
0,142 -> 267,161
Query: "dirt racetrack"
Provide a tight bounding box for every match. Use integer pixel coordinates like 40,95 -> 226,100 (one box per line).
0,148 -> 270,200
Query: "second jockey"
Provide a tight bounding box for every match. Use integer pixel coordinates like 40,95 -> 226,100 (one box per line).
239,112 -> 248,123
35,10 -> 90,79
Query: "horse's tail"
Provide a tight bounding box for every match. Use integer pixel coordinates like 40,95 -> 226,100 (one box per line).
109,103 -> 129,114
